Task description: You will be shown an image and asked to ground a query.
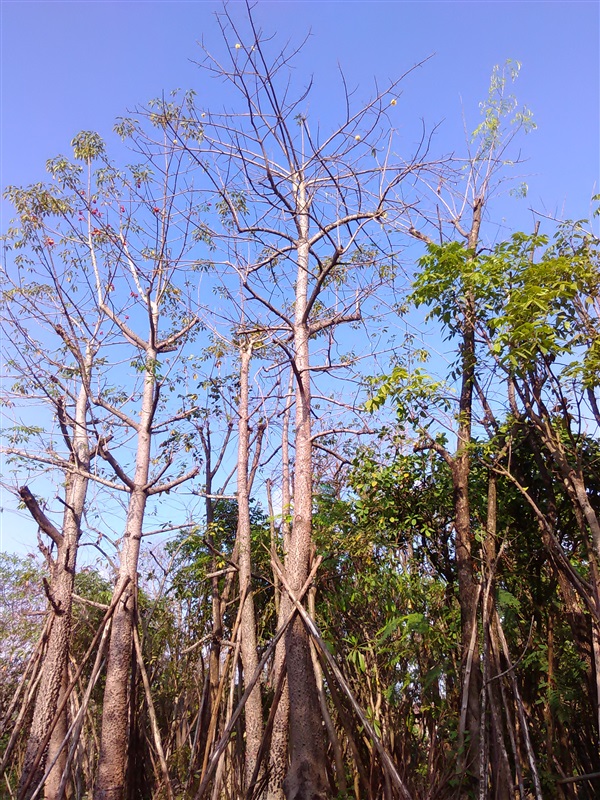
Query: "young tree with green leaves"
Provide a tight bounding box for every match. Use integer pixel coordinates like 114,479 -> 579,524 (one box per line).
369,60 -> 537,794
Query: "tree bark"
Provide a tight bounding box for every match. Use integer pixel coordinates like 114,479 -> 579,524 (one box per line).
94,350 -> 156,800
282,178 -> 328,800
44,671 -> 70,800
454,201 -> 483,792
19,380 -> 90,800
268,371 -> 294,800
481,473 -> 512,800
236,339 -> 263,788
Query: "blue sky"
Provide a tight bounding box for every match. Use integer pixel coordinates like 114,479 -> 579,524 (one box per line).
2,1 -> 598,227
1,0 -> 599,555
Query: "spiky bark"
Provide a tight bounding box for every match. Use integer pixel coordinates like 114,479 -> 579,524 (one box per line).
94,351 -> 156,800
236,339 -> 263,787
282,178 -> 328,800
18,380 -> 90,800
454,200 -> 483,792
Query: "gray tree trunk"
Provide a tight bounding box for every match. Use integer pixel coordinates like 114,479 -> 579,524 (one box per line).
236,340 -> 264,788
18,381 -> 90,800
267,375 -> 293,800
94,350 -> 156,800
282,179 -> 329,800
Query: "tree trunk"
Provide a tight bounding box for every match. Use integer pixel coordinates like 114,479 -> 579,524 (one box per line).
197,421 -> 222,776
94,351 -> 156,800
45,671 -> 70,800
236,340 -> 263,788
268,372 -> 293,800
524,429 -> 599,730
482,473 -> 512,800
282,178 -> 328,800
455,201 -> 483,792
19,381 -> 90,800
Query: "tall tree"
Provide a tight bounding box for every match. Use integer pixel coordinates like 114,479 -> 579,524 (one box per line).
155,7 -> 437,795
3,157 -> 105,798
4,123 -> 205,799
369,60 -> 537,792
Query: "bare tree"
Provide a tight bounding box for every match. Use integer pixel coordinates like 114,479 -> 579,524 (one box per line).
3,123 -> 205,799
149,6 -> 438,796
3,168 -> 107,798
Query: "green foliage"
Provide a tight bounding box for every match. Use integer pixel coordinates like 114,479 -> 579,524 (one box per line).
3,183 -> 72,240
0,554 -> 47,715
365,362 -> 449,423
168,500 -> 271,637
71,131 -> 106,162
410,221 -> 600,392
472,59 -> 536,160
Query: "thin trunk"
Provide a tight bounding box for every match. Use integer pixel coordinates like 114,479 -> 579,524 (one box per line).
267,480 -> 280,616
455,200 -> 483,793
454,329 -> 481,787
492,623 -> 524,800
132,622 -> 174,800
545,614 -> 555,764
267,370 -> 294,800
0,615 -> 50,741
94,349 -> 156,800
0,659 -> 44,779
308,588 -> 347,797
19,379 -> 90,800
236,340 -> 263,788
494,611 -> 543,800
481,473 -> 512,800
283,177 -> 328,800
525,397 -> 600,740
204,423 -> 224,775
586,546 -> 600,747
523,433 -> 598,725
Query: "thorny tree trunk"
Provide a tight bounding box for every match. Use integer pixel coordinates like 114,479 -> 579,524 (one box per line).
282,178 -> 328,800
196,419 -> 222,776
94,350 -> 157,800
18,381 -> 90,800
268,370 -> 293,800
455,199 -> 483,791
45,671 -> 70,800
236,340 -> 263,788
481,473 -> 512,800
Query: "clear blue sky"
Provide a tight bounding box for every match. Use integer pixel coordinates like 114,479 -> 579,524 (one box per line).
1,0 -> 599,554
1,1 -> 598,227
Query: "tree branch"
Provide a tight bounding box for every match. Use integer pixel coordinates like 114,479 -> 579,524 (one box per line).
146,466 -> 199,496
19,486 -> 63,548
